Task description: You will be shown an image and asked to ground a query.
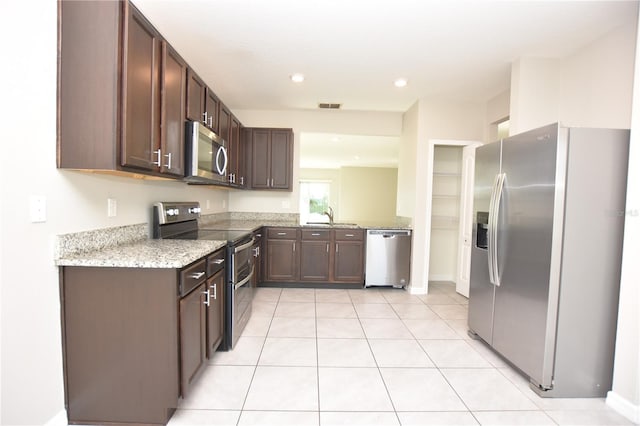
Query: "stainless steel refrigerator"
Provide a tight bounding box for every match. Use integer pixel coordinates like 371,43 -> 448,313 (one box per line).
468,123 -> 629,397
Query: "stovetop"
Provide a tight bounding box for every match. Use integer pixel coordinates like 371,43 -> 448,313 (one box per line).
153,201 -> 252,245
167,229 -> 252,245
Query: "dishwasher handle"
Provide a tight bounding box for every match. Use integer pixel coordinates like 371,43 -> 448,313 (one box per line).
367,230 -> 411,237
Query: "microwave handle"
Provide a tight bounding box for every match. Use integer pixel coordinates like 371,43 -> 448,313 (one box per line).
216,146 -> 228,175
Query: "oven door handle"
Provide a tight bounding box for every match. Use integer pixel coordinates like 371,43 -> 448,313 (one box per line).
234,238 -> 256,254
234,266 -> 255,290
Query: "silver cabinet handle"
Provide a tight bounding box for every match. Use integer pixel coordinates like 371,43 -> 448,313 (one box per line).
152,149 -> 161,166
293,242 -> 296,252
240,176 -> 245,185
202,112 -> 208,124
335,243 -> 339,253
266,178 -> 270,187
209,283 -> 217,300
345,234 -> 354,237
271,178 -> 274,187
203,289 -> 211,306
277,232 -> 287,236
163,152 -> 172,169
189,271 -> 205,280
208,115 -> 213,127
326,243 -> 329,253
253,246 -> 260,257
212,259 -> 224,265
312,233 -> 321,236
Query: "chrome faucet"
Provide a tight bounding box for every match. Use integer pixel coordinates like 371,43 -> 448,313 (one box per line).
323,206 -> 334,224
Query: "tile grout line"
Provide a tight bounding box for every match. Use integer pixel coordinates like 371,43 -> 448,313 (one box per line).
235,288 -> 281,425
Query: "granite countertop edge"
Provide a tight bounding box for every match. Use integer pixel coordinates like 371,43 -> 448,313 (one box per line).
56,239 -> 227,269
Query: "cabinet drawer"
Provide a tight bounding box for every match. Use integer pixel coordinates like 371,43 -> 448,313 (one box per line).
267,228 -> 298,239
207,249 -> 225,277
180,259 -> 207,296
301,229 -> 331,241
334,229 -> 364,241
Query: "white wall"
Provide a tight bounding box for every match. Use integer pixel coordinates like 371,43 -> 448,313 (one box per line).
485,89 -> 510,142
509,57 -> 560,135
559,20 -> 636,129
230,109 -> 403,213
406,99 -> 484,294
338,167 -> 398,224
0,3 -> 230,424
396,101 -> 420,218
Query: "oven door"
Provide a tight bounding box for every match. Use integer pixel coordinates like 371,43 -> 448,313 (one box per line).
229,237 -> 255,349
185,121 -> 228,184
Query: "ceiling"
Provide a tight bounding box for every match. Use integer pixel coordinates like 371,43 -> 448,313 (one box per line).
132,0 -> 637,168
133,0 -> 637,113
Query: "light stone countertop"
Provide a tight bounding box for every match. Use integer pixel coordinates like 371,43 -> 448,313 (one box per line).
55,239 -> 226,269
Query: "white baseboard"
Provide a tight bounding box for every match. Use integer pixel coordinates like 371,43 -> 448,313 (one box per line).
607,390 -> 640,424
45,409 -> 67,426
428,274 -> 454,282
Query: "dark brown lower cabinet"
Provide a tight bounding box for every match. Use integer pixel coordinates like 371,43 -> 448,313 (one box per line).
61,267 -> 179,425
206,270 -> 225,358
61,248 -> 226,425
266,239 -> 298,281
262,227 -> 365,285
179,282 -> 207,397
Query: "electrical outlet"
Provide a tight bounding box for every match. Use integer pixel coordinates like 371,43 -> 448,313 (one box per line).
30,195 -> 46,223
222,199 -> 226,209
107,198 -> 117,217
206,199 -> 211,209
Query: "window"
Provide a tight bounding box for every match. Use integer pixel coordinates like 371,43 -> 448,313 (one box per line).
299,181 -> 331,224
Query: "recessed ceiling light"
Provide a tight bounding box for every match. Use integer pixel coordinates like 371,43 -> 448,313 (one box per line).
290,73 -> 305,83
394,78 -> 408,88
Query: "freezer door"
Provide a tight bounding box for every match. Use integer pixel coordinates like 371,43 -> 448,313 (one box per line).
491,123 -> 563,389
467,140 -> 501,343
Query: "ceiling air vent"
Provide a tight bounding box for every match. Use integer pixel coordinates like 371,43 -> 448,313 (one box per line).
318,103 -> 342,109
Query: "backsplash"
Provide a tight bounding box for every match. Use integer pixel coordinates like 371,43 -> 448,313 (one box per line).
54,223 -> 148,260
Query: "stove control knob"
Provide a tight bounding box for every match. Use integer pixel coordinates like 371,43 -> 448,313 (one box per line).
189,207 -> 201,214
166,208 -> 177,216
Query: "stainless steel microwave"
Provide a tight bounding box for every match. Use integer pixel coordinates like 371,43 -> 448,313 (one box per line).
184,121 -> 228,184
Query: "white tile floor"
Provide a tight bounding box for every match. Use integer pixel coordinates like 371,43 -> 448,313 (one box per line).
168,282 -> 633,426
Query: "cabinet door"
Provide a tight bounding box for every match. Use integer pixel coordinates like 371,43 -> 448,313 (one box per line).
206,272 -> 224,358
300,240 -> 331,281
231,117 -> 244,186
219,104 -> 231,142
270,130 -> 292,189
334,241 -> 365,282
227,116 -> 240,185
121,6 -> 160,170
160,41 -> 186,176
205,89 -> 220,132
186,69 -> 205,123
250,129 -> 271,189
265,239 -> 298,281
179,283 -> 206,396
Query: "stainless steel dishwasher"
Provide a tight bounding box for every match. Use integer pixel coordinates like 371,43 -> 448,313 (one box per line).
365,229 -> 412,288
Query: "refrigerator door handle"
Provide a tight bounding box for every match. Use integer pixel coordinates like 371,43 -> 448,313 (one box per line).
487,173 -> 500,285
492,173 -> 507,287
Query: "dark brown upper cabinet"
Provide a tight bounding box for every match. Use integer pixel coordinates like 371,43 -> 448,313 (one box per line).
58,1 -> 186,179
246,128 -> 293,191
186,69 -> 220,133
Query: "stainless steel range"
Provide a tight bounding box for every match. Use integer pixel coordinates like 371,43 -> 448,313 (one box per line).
153,201 -> 254,350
